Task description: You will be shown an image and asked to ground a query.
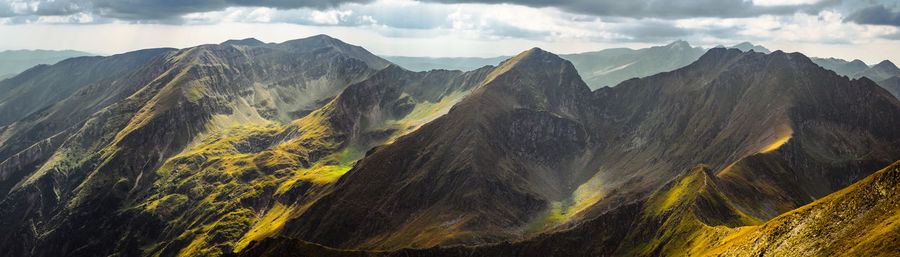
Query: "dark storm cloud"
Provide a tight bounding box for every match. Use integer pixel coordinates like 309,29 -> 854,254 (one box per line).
428,0 -> 843,19
844,5 -> 900,26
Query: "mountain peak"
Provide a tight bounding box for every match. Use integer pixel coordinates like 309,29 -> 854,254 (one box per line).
874,60 -> 899,71
695,47 -> 745,65
221,38 -> 264,46
494,47 -> 563,69
282,34 -> 347,49
730,42 -> 771,54
850,59 -> 867,66
666,40 -> 691,49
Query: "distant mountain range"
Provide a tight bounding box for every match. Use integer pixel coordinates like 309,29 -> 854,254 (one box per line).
0,35 -> 898,257
807,57 -> 900,98
0,49 -> 94,80
385,42 -> 775,90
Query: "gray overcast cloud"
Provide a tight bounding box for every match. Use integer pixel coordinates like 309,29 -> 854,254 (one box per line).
0,0 -> 898,65
0,0 -> 859,21
845,4 -> 900,26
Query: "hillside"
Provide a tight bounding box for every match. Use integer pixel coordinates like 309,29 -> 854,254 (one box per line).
810,57 -> 869,76
282,48 -> 597,249
853,60 -> 900,82
236,160 -> 900,257
0,48 -> 171,126
273,47 -> 900,252
1,37 -> 899,257
383,41 -> 707,90
0,35 -> 394,256
0,49 -> 93,79
878,76 -> 900,98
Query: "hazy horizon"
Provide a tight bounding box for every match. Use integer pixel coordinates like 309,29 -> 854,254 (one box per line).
1,0 -> 898,64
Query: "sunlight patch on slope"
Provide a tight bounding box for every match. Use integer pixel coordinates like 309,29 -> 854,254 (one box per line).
758,125 -> 792,153
384,90 -> 470,143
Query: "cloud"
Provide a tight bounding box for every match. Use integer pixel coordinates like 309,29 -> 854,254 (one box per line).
611,21 -> 693,42
0,0 -> 846,23
425,0 -> 843,19
0,0 -> 373,21
844,5 -> 900,26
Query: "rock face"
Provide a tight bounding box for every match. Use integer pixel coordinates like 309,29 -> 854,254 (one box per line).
0,48 -> 171,126
0,34 -> 392,257
3,36 -> 900,257
237,160 -> 900,257
282,48 -> 598,249
278,47 -> 900,252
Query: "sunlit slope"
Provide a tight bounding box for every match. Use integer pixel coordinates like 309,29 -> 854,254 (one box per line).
131,64 -> 494,256
282,48 -> 600,250
248,47 -> 900,254
237,160 -> 900,257
0,35 -> 390,257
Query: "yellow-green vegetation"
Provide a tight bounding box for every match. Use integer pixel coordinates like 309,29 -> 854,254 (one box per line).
704,160 -> 900,256
381,90 -> 470,142
233,203 -> 292,251
758,125 -> 792,153
612,161 -> 900,256
616,165 -> 762,256
137,108 -> 353,256
526,198 -> 576,233
132,79 -> 467,256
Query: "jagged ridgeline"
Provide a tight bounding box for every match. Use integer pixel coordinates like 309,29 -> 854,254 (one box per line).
0,34 -> 491,256
0,35 -> 899,257
269,47 -> 900,253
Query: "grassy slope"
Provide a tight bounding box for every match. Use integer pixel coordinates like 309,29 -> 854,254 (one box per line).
235,160 -> 900,257
0,35 -> 392,257
125,63 -> 493,256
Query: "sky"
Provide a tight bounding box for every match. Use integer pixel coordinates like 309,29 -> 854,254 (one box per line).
0,0 -> 898,64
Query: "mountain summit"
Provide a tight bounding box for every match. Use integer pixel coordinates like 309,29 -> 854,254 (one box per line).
281,47 -> 595,249
1,36 -> 900,257
853,59 -> 900,82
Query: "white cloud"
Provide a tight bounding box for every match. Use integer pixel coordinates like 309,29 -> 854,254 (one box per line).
309,9 -> 353,25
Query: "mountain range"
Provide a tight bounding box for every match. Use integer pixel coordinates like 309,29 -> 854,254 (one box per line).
385,42 -> 777,90
0,35 -> 898,257
807,57 -> 900,98
0,49 -> 94,80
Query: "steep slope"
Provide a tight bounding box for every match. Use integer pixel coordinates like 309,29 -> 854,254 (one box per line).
727,42 -> 771,53
810,57 -> 869,76
561,40 -> 706,89
853,60 -> 900,82
384,41 -> 706,90
577,48 -> 900,222
122,64 -> 494,256
878,76 -> 900,98
270,47 -> 900,252
237,160 -> 900,257
0,49 -> 93,79
0,49 -> 179,196
0,48 -> 171,125
0,35 -> 391,257
281,48 -> 597,249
